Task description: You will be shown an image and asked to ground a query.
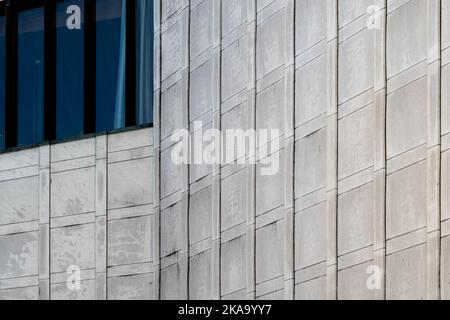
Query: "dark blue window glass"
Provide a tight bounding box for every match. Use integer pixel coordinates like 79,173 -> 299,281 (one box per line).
96,0 -> 126,132
136,0 -> 153,125
18,8 -> 45,147
56,0 -> 85,140
0,16 -> 5,150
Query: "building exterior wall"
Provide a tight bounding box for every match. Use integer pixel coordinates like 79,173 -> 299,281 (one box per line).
153,0 -> 450,300
1,0 -> 450,300
0,128 -> 155,300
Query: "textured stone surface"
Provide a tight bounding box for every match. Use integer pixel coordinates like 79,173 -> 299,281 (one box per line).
0,128 -> 154,300
0,232 -> 38,280
108,274 -> 153,300
108,216 -> 152,267
51,224 -> 96,273
0,177 -> 39,225
2,0 -> 450,301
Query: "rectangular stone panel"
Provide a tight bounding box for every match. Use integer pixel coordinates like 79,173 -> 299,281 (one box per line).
338,183 -> 374,255
256,150 -> 284,216
161,82 -> 183,141
295,203 -> 326,269
108,157 -> 153,209
108,216 -> 152,267
0,286 -> 39,300
160,144 -> 183,199
0,176 -> 38,225
443,0 -> 450,50
51,279 -> 96,300
295,129 -> 327,197
295,0 -> 326,54
256,10 -> 285,79
190,0 -> 213,59
256,79 -> 285,137
189,250 -> 212,300
441,151 -> 450,221
160,261 -> 188,300
338,28 -> 374,104
442,64 -> 450,136
386,161 -> 426,239
295,276 -> 326,300
51,167 -> 95,217
338,261 -> 375,300
189,187 -> 212,245
386,0 -> 427,77
162,17 -> 185,80
256,221 -> 284,284
386,245 -> 426,300
222,0 -> 246,37
386,77 -> 427,159
51,139 -> 95,163
51,224 -> 95,274
221,236 -> 246,296
222,36 -> 248,101
0,149 -> 38,171
295,54 -> 327,127
221,169 -> 247,231
442,236 -> 450,299
107,128 -> 152,153
338,0 -> 377,28
0,232 -> 38,280
338,105 -> 374,179
108,273 -> 153,300
160,202 -> 185,258
162,0 -> 182,21
190,59 -> 213,122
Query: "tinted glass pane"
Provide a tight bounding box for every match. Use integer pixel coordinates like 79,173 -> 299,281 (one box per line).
96,0 -> 126,132
136,0 -> 153,125
18,8 -> 45,147
56,0 -> 85,140
0,16 -> 5,149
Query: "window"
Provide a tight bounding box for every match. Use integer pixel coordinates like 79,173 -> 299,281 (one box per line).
0,0 -> 154,152
56,0 -> 85,140
135,0 -> 153,125
0,12 -> 5,150
96,0 -> 125,132
17,7 -> 45,147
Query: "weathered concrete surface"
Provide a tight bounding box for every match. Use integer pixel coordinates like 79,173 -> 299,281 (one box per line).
1,0 -> 450,300
0,128 -> 154,300
153,0 -> 449,300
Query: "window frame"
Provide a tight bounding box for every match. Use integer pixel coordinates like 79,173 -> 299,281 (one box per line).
0,0 -> 152,152
0,2 -> 5,150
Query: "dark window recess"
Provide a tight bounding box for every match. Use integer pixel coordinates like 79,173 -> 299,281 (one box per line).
17,7 -> 45,147
135,0 -> 153,126
0,0 -> 154,152
0,15 -> 5,150
96,0 -> 125,132
56,0 -> 85,140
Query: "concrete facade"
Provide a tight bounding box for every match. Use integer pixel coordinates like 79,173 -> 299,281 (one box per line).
0,128 -> 155,299
153,0 -> 450,300
1,0 -> 450,300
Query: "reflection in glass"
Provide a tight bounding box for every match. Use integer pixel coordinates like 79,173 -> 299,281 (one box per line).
18,8 -> 45,147
0,16 -> 5,149
96,0 -> 125,132
56,0 -> 85,140
136,0 -> 153,125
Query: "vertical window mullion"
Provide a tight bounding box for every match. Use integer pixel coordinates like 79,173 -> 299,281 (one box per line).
84,0 -> 96,134
125,0 -> 136,127
0,5 -> 6,150
44,0 -> 56,141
